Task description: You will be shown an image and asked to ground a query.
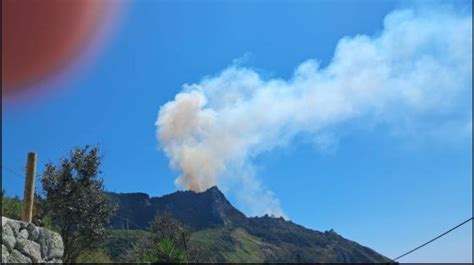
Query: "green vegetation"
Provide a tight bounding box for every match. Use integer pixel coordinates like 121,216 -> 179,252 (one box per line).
124,213 -> 190,263
104,229 -> 151,261
1,189 -> 22,220
109,224 -> 287,263
75,249 -> 113,263
132,238 -> 188,263
223,228 -> 269,262
40,145 -> 116,263
103,187 -> 390,263
190,227 -> 268,262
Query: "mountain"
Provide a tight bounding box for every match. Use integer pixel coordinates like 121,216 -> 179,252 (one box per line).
108,186 -> 247,230
107,186 -> 390,263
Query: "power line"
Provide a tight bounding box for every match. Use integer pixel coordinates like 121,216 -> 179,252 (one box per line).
114,214 -> 143,230
391,217 -> 473,262
1,165 -> 25,178
3,165 -> 141,226
2,166 -> 42,179
3,165 -> 143,229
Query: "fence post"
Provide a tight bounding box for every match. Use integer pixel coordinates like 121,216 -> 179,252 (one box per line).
21,152 -> 37,223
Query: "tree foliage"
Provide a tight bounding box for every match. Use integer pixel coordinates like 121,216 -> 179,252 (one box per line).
1,189 -> 22,220
149,213 -> 191,247
125,213 -> 190,263
41,146 -> 116,263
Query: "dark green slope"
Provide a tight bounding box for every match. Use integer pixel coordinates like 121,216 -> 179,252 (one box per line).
107,186 -> 390,263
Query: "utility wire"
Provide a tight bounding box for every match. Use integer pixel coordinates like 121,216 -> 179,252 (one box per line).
2,166 -> 42,179
114,214 -> 143,229
3,166 -> 143,230
1,166 -> 25,178
391,217 -> 473,262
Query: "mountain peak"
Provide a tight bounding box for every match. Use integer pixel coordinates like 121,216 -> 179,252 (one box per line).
110,186 -> 247,230
201,186 -> 227,201
204,185 -> 220,192
204,185 -> 221,194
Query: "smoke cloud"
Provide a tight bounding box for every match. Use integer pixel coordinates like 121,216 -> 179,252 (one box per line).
156,6 -> 472,217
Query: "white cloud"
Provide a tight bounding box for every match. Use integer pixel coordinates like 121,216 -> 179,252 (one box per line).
156,6 -> 472,217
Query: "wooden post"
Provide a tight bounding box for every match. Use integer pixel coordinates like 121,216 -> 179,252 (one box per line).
21,152 -> 37,223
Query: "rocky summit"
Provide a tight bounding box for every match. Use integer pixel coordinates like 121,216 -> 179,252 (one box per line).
108,186 -> 391,263
109,186 -> 247,230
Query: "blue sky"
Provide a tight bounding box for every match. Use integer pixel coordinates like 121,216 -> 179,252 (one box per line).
2,0 -> 472,262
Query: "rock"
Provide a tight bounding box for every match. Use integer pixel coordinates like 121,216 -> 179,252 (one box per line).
17,228 -> 29,241
2,234 -> 16,252
16,239 -> 42,263
27,223 -> 40,241
2,222 -> 15,238
7,219 -> 21,236
45,258 -> 63,263
2,244 -> 10,263
2,225 -> 16,251
38,228 -> 63,259
46,231 -> 64,259
2,216 -> 64,263
38,228 -> 52,257
8,249 -> 32,263
19,220 -> 29,229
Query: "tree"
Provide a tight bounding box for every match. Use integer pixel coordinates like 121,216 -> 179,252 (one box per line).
41,146 -> 116,263
149,213 -> 191,247
126,213 -> 190,263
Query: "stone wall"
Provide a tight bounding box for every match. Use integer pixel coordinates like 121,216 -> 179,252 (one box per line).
2,216 -> 63,263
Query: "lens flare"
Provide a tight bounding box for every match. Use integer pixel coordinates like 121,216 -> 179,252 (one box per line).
2,0 -> 124,102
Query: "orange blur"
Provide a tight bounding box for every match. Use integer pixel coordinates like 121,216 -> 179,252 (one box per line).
2,0 -> 108,95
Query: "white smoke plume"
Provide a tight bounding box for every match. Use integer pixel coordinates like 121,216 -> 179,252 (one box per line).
156,6 -> 472,217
